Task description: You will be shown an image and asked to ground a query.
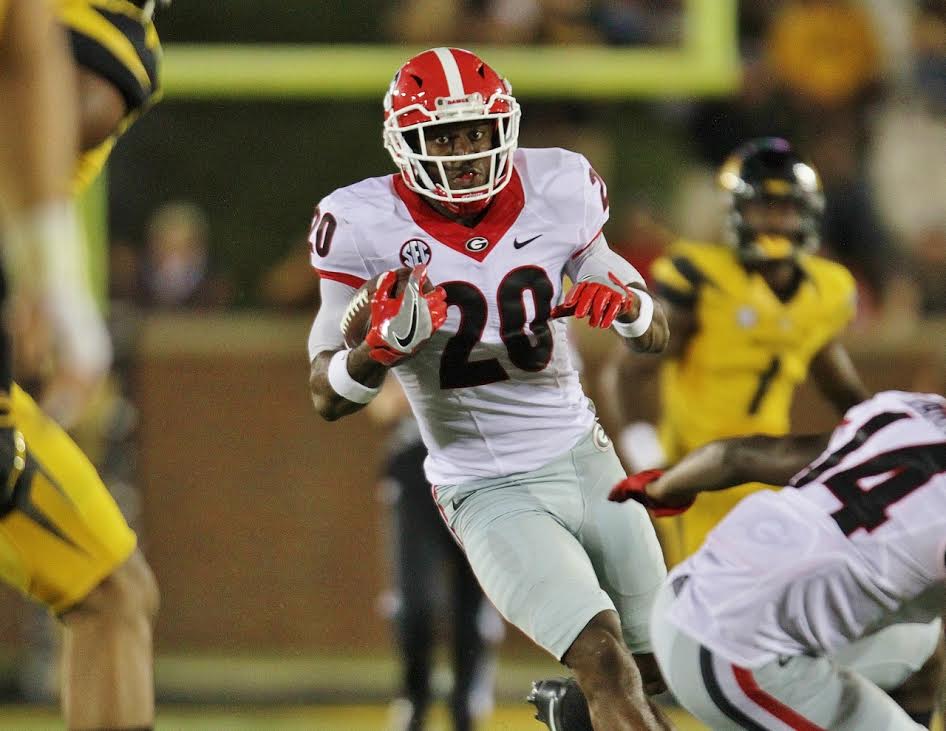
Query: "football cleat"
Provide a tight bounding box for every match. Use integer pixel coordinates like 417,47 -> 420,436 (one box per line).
527,678 -> 567,730
527,677 -> 592,731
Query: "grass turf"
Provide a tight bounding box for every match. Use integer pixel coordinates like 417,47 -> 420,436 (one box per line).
0,703 -> 709,730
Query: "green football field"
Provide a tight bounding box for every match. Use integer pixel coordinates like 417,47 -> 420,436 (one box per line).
1,654 -> 940,730
0,704 -> 709,730
0,651 -> 714,729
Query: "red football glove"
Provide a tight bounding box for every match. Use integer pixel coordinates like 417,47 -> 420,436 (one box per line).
551,272 -> 638,328
365,265 -> 447,366
608,469 -> 694,517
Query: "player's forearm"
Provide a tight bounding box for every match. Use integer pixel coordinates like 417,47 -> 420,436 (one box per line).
309,347 -> 387,422
649,433 -> 830,504
810,341 -> 870,415
647,440 -> 738,504
823,380 -> 870,416
0,0 -> 77,211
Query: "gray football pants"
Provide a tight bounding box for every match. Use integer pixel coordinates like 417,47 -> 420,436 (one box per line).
433,424 -> 667,660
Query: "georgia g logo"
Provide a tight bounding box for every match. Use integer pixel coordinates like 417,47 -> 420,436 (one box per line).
465,236 -> 489,252
400,238 -> 432,267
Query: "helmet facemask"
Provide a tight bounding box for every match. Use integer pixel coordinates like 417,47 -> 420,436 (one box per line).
384,89 -> 521,215
719,149 -> 825,264
726,192 -> 824,264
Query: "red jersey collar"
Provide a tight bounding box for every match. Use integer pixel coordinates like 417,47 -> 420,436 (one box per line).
392,171 -> 525,262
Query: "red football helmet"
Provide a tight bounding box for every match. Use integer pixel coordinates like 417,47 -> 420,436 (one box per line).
383,47 -> 521,215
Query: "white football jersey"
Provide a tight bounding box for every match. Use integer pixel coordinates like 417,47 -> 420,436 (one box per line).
667,390 -> 946,668
311,148 -> 615,485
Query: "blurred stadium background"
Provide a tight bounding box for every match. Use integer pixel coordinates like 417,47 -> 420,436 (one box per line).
2,0 -> 945,728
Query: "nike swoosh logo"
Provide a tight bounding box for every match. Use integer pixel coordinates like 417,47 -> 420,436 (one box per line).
393,295 -> 419,348
513,234 -> 542,249
451,492 -> 473,511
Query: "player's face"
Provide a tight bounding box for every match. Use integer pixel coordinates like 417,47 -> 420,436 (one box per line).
742,198 -> 804,238
422,120 -> 495,190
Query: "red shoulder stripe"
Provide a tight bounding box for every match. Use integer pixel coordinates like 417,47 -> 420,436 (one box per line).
314,269 -> 367,289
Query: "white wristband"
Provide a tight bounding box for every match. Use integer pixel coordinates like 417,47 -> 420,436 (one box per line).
612,290 -> 654,338
619,421 -> 666,472
3,201 -> 112,377
328,349 -> 380,404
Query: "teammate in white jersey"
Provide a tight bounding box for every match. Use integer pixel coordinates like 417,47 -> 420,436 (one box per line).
608,390 -> 946,730
307,47 -> 673,730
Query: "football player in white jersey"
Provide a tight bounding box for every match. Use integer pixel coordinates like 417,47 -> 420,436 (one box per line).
307,47 -> 674,731
609,390 -> 946,730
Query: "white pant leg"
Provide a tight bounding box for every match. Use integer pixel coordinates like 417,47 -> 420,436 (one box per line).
433,472 -> 614,661
650,582 -> 925,730
574,424 -> 667,653
834,619 -> 941,690
432,426 -> 668,661
834,584 -> 943,690
650,582 -> 737,729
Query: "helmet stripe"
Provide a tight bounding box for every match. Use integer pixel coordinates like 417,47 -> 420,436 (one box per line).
432,47 -> 465,97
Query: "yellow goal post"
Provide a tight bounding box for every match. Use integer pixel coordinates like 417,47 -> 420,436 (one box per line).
161,0 -> 739,99
88,0 -> 738,300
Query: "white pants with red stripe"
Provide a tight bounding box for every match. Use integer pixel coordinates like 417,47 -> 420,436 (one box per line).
650,582 -> 929,730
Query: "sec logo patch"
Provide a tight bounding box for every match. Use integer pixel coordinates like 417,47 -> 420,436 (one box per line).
400,239 -> 431,267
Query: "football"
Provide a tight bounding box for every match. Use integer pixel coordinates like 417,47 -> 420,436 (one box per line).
340,267 -> 435,348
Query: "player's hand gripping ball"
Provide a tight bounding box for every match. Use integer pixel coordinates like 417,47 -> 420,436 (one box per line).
341,265 -> 447,366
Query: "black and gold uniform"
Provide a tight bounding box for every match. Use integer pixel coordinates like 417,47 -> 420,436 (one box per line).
58,0 -> 163,193
651,139 -> 859,565
653,241 -> 856,464
0,0 -> 161,613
